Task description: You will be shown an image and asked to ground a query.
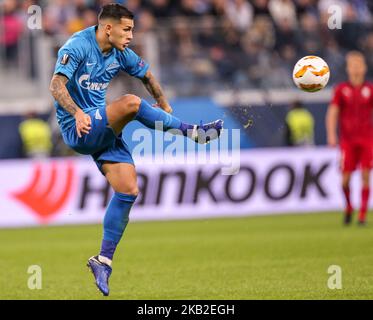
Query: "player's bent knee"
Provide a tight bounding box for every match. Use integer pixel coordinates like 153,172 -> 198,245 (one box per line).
127,186 -> 139,197
114,185 -> 139,197
119,94 -> 141,115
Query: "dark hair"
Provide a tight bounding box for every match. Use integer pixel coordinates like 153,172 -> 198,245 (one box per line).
98,4 -> 134,21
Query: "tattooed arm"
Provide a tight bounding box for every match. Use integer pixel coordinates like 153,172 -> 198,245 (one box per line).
49,74 -> 80,116
141,70 -> 173,113
49,74 -> 91,137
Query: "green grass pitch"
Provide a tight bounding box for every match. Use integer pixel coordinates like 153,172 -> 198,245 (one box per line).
1,212 -> 373,300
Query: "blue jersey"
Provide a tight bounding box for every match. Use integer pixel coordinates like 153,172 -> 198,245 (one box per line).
53,26 -> 149,132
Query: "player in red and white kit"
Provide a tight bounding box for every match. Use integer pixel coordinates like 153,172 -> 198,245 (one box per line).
326,51 -> 373,225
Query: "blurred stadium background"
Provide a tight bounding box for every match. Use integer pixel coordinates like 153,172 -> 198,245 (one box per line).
1,0 -> 373,299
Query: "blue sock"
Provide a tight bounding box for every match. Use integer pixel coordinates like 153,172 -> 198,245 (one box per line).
135,99 -> 194,135
99,192 -> 137,261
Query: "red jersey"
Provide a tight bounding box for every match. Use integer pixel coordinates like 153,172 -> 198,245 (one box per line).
331,82 -> 373,144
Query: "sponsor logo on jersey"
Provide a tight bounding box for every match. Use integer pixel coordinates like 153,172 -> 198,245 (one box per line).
78,74 -> 109,91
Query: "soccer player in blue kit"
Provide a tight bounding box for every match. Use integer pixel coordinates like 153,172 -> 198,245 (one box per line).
49,3 -> 223,296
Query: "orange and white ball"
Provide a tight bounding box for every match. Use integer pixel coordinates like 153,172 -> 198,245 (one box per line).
293,56 -> 330,92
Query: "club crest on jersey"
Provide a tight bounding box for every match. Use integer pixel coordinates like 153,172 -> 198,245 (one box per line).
106,61 -> 120,71
362,86 -> 371,99
60,54 -> 69,65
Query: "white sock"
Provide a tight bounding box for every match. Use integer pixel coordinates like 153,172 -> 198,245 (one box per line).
98,255 -> 112,266
190,125 -> 198,140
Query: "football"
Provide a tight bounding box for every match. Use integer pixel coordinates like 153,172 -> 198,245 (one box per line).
292,56 -> 330,92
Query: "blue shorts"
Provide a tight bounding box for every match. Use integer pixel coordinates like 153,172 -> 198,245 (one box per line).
62,106 -> 134,173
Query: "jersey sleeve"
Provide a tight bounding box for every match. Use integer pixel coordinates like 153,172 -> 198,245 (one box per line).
331,84 -> 342,108
54,36 -> 86,80
119,48 -> 149,79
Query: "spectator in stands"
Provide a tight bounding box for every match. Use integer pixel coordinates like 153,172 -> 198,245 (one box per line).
323,38 -> 346,85
297,12 -> 322,55
208,0 -> 226,18
350,0 -> 372,24
244,15 -> 275,51
318,0 -> 349,24
274,17 -> 297,51
176,0 -> 203,17
66,7 -> 95,34
226,0 -> 254,34
1,0 -> 372,98
368,0 -> 373,14
19,0 -> 39,20
341,2 -> 366,50
81,8 -> 99,29
294,0 -> 319,18
19,112 -> 53,158
43,0 -> 78,35
318,0 -> 364,50
0,0 -> 24,67
137,9 -> 156,33
145,0 -> 174,18
72,0 -> 90,16
193,16 -> 228,85
172,16 -> 196,60
209,45 -> 236,81
125,0 -> 143,17
284,101 -> 315,146
251,0 -> 271,17
269,0 -> 297,29
266,48 -> 294,88
238,34 -> 272,88
279,44 -> 297,74
197,15 -> 223,49
362,32 -> 373,81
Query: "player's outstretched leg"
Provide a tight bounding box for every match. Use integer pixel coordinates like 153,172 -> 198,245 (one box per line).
358,169 -> 370,226
87,162 -> 138,296
106,94 -> 224,144
342,172 -> 353,225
